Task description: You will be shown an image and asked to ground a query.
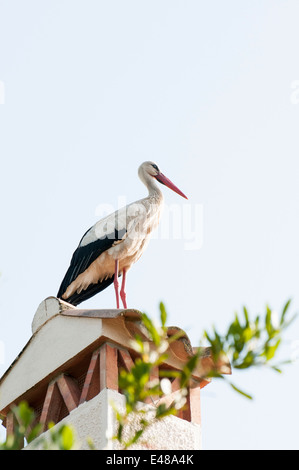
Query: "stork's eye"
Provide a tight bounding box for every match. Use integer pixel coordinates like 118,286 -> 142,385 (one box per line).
152,164 -> 159,171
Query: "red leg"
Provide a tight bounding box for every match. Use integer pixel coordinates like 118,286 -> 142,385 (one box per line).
120,268 -> 127,309
114,260 -> 120,309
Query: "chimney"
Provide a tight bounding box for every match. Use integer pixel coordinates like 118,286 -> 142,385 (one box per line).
0,297 -> 230,450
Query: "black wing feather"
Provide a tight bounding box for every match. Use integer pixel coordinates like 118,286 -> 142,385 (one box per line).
61,275 -> 115,306
57,227 -> 126,305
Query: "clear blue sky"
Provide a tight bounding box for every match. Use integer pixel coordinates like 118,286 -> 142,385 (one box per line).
1,0 -> 299,449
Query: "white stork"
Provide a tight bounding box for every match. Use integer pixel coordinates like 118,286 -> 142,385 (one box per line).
57,161 -> 187,308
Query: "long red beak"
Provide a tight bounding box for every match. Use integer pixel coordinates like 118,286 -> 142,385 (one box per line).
155,173 -> 188,199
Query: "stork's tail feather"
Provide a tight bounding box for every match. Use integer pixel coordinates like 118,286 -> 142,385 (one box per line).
57,276 -> 115,306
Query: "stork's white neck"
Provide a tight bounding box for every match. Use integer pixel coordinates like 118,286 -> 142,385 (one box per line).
138,167 -> 163,201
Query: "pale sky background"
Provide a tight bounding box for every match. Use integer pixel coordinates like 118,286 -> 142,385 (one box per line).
1,0 -> 299,450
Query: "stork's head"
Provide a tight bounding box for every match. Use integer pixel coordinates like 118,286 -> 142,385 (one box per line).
138,161 -> 188,199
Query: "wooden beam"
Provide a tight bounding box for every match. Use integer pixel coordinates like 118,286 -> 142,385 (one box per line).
188,385 -> 201,425
99,343 -> 118,391
79,349 -> 100,405
118,348 -> 134,372
40,381 -> 63,430
57,374 -> 80,413
5,410 -> 14,437
5,408 -> 24,449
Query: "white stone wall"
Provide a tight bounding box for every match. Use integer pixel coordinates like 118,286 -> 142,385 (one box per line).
25,389 -> 201,450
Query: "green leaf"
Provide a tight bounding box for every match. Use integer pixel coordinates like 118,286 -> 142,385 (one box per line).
280,299 -> 291,325
141,313 -> 161,346
130,429 -> 144,445
234,351 -> 255,369
27,423 -> 43,443
61,425 -> 74,450
264,339 -> 281,361
159,302 -> 167,328
117,422 -> 124,442
229,382 -> 253,400
265,306 -> 273,337
271,365 -> 282,373
156,403 -> 177,419
159,369 -> 181,379
243,326 -> 254,342
180,352 -> 200,388
13,401 -> 35,429
243,306 -> 250,326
